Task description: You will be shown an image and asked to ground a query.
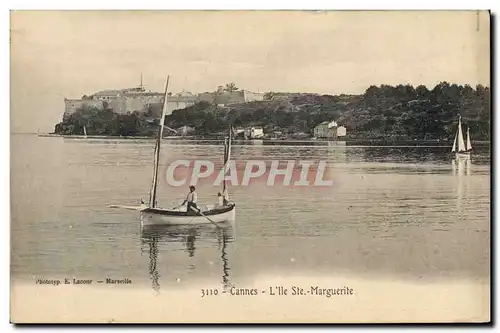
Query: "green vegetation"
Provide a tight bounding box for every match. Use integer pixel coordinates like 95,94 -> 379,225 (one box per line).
54,107 -> 159,137
54,82 -> 490,140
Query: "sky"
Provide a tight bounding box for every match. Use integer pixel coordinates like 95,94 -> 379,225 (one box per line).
10,10 -> 490,133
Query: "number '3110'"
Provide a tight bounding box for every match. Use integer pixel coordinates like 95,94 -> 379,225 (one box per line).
200,288 -> 219,298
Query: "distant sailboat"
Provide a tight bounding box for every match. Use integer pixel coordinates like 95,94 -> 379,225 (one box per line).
451,116 -> 472,159
83,125 -> 87,138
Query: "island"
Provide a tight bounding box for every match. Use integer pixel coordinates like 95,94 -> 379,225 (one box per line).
52,82 -> 490,142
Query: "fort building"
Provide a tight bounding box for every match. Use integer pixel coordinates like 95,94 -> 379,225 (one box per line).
63,75 -> 264,118
63,78 -> 198,120
63,79 -> 263,120
197,90 -> 264,106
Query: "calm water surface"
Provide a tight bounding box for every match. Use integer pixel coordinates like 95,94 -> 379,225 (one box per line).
11,135 -> 490,292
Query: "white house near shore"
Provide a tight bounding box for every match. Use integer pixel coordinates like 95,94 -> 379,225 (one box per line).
245,126 -> 264,139
336,126 -> 347,137
313,120 -> 346,139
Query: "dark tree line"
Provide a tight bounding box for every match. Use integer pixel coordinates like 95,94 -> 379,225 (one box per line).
54,106 -> 157,137
340,82 -> 490,140
54,82 -> 490,140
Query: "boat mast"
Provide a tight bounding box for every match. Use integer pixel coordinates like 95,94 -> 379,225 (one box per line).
148,76 -> 170,208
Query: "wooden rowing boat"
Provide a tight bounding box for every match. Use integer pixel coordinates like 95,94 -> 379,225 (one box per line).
140,204 -> 236,226
109,75 -> 236,227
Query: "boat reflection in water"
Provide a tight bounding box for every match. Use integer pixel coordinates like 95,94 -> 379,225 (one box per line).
139,223 -> 234,293
451,157 -> 472,214
452,155 -> 472,176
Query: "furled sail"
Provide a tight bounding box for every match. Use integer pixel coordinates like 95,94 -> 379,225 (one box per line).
222,127 -> 233,204
148,76 -> 170,208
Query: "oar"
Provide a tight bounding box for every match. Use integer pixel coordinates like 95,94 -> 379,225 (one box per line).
190,206 -> 221,229
108,204 -> 146,211
187,214 -> 197,225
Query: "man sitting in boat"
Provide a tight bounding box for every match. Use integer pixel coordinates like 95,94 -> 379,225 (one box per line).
216,192 -> 222,206
181,185 -> 198,214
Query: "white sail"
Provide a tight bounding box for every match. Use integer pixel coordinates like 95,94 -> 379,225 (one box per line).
466,127 -> 472,151
148,76 -> 170,208
457,117 -> 466,152
451,131 -> 457,153
83,125 -> 87,137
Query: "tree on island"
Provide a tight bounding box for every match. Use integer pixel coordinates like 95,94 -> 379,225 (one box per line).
224,82 -> 239,92
263,92 -> 275,100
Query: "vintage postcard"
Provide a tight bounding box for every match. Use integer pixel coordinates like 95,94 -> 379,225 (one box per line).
10,10 -> 490,323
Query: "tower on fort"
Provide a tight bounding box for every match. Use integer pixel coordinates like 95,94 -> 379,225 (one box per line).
139,73 -> 144,91
134,73 -> 145,92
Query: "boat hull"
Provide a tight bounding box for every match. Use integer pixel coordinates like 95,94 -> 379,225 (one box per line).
455,152 -> 471,159
140,204 -> 236,226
